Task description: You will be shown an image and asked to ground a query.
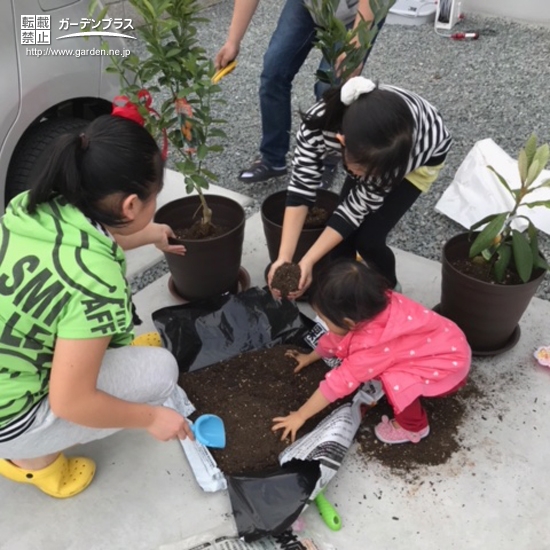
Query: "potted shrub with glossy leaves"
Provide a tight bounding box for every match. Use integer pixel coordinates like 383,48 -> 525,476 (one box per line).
440,135 -> 550,355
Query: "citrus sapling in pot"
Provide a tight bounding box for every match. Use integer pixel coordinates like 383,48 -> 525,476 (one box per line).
93,0 -> 247,300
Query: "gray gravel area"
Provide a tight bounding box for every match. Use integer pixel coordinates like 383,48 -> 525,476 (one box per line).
132,1 -> 550,300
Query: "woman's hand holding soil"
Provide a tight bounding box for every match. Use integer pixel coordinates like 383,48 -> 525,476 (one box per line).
147,406 -> 194,442
267,258 -> 291,299
268,259 -> 312,300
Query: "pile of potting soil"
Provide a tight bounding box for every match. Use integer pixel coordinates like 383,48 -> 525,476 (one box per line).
356,379 -> 485,475
179,345 -> 348,475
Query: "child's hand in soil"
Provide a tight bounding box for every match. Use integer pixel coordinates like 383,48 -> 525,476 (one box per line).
147,406 -> 194,442
285,349 -> 318,373
272,411 -> 306,443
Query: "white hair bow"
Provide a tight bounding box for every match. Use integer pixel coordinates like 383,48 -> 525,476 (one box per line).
340,77 -> 376,106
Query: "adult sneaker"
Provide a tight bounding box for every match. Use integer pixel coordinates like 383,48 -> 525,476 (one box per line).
238,159 -> 287,183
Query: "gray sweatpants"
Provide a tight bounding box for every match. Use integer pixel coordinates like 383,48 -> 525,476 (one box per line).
0,346 -> 179,460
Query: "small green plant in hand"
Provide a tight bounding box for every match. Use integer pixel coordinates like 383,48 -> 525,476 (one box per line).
469,135 -> 550,283
306,0 -> 395,85
90,0 -> 225,228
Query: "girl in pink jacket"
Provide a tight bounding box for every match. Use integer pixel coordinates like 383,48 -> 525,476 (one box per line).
272,260 -> 471,444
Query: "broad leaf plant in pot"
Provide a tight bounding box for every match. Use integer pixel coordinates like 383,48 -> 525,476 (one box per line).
440,135 -> 550,355
96,0 -> 246,301
261,0 -> 395,288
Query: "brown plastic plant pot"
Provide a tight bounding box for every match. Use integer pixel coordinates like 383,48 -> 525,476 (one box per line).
167,266 -> 251,303
261,189 -> 340,265
439,233 -> 546,355
154,195 -> 245,302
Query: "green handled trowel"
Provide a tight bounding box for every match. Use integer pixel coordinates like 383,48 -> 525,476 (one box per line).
314,491 -> 342,531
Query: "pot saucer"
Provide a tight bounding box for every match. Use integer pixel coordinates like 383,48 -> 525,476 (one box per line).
168,266 -> 251,303
432,304 -> 522,357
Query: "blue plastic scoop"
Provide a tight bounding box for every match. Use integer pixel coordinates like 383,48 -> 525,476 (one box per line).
192,414 -> 226,448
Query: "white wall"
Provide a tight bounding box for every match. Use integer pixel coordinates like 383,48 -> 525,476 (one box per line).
462,0 -> 550,25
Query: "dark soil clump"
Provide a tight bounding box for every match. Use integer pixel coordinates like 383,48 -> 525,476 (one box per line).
271,263 -> 301,298
174,221 -> 229,240
304,206 -> 330,229
451,258 -> 523,285
356,379 -> 484,473
179,345 -> 347,476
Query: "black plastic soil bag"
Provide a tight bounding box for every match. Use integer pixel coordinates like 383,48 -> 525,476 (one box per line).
151,287 -> 321,541
227,461 -> 320,542
152,286 -> 309,372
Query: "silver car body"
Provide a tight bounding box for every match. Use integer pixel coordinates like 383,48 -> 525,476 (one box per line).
0,0 -> 126,211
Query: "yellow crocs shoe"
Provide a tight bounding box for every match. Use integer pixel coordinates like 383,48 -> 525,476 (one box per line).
0,454 -> 96,498
130,332 -> 162,347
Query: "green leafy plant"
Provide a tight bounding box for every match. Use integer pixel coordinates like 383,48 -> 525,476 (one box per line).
90,0 -> 225,227
469,135 -> 550,283
306,0 -> 395,85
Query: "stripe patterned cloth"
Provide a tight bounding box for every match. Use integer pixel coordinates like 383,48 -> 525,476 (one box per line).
286,85 -> 452,239
0,399 -> 43,442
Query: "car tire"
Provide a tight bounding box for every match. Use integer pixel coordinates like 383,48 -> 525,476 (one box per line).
5,117 -> 89,204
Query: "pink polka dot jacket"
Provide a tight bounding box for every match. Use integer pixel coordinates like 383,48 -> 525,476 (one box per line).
317,292 -> 471,414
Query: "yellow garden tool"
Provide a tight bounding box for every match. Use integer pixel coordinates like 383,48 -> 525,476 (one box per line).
212,60 -> 237,84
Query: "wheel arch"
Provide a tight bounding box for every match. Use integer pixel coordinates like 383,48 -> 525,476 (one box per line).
2,96 -> 112,211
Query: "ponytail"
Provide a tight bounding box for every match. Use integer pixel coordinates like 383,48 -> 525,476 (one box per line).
26,115 -> 163,226
27,133 -> 89,213
300,86 -> 346,133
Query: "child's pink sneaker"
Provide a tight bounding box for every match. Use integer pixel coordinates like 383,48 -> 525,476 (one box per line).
374,415 -> 430,444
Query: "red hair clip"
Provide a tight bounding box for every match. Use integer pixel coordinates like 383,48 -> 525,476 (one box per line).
112,90 -> 169,161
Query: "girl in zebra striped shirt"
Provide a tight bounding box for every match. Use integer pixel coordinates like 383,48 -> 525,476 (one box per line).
267,76 -> 452,299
